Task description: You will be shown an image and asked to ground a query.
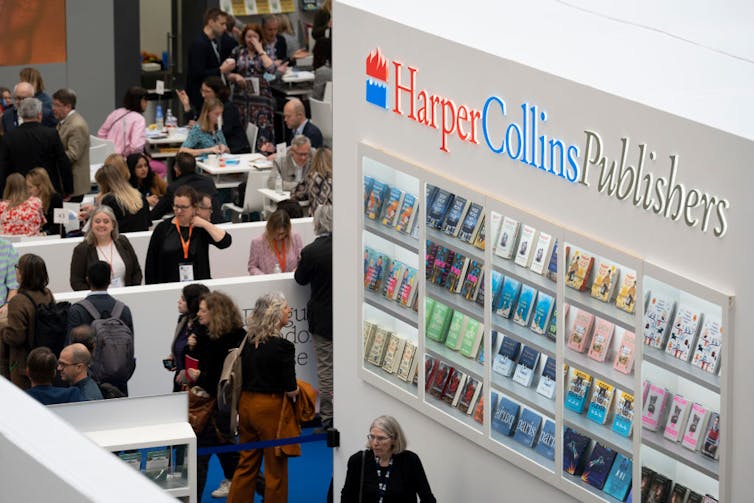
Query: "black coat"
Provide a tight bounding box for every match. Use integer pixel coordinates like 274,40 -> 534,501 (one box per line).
341,450 -> 436,503
0,122 -> 72,194
294,233 -> 332,339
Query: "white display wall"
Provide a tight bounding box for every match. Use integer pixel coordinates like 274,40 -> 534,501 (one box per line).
333,2 -> 752,502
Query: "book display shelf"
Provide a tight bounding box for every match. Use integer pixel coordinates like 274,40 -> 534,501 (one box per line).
356,143 -> 732,503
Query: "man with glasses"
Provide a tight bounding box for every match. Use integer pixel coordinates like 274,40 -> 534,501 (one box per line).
58,343 -> 103,401
267,134 -> 312,195
0,81 -> 33,135
25,347 -> 83,405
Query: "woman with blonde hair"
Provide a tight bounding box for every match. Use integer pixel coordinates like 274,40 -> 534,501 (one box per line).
19,67 -> 55,127
247,208 -> 303,275
180,98 -> 229,157
25,168 -> 63,235
94,163 -> 150,232
0,173 -> 45,235
293,146 -> 332,215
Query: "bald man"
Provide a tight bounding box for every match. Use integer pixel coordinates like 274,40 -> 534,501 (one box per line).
0,81 -> 33,135
283,98 -> 323,148
58,343 -> 103,401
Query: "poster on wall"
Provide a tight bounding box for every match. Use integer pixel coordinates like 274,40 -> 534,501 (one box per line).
0,0 -> 67,65
220,0 -> 295,15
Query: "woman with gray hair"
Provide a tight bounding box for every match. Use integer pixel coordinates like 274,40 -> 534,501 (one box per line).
228,292 -> 299,503
69,205 -> 142,290
341,415 -> 436,502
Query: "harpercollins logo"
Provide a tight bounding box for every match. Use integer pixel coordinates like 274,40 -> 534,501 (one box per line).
365,47 -> 389,108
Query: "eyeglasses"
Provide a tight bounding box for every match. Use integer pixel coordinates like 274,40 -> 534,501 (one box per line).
291,149 -> 310,158
57,361 -> 81,368
367,434 -> 392,443
197,205 -> 212,211
173,204 -> 192,211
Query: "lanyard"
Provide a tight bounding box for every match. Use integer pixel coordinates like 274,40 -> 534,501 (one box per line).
272,240 -> 287,272
175,222 -> 193,260
97,242 -> 114,275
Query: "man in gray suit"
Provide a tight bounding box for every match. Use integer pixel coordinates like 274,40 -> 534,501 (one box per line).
266,134 -> 312,193
52,88 -> 90,202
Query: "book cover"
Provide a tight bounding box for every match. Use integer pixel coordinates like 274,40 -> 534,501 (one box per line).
460,260 -> 483,301
512,345 -> 541,388
430,246 -> 455,287
424,297 -> 436,329
474,271 -> 487,308
459,317 -> 484,358
425,184 -> 439,210
567,309 -> 595,353
493,216 -> 520,259
669,484 -> 689,503
565,249 -> 594,292
691,317 -> 723,374
590,262 -> 619,303
681,402 -> 708,451
496,276 -> 522,318
480,212 -> 502,252
586,379 -> 615,425
365,179 -> 389,220
701,412 -> 721,460
640,467 -> 656,501
394,192 -> 418,234
587,318 -> 615,362
513,408 -> 542,448
615,272 -> 638,314
513,284 -> 538,327
425,303 -> 453,342
472,394 -> 485,423
665,306 -> 702,361
611,391 -> 635,438
642,294 -> 676,348
428,361 -> 454,399
534,418 -> 556,460
380,186 -> 404,227
581,442 -> 617,490
530,292 -> 555,335
441,368 -> 467,405
425,241 -> 439,280
545,240 -> 559,282
663,394 -> 691,442
535,356 -> 558,400
563,427 -> 591,475
443,310 -> 467,351
612,330 -> 636,375
458,202 -> 484,243
426,188 -> 454,229
514,224 -> 538,268
492,335 -> 522,377
424,354 -> 438,391
397,266 -> 419,307
489,270 -> 506,312
117,450 -> 142,471
491,394 -> 520,436
471,214 -> 487,250
457,377 -> 481,414
702,496 -> 719,503
646,473 -> 672,503
546,306 -> 558,341
144,447 -> 170,481
441,195 -> 470,237
603,453 -> 633,501
381,260 -> 405,301
185,354 -> 199,371
529,232 -> 553,275
365,252 -> 390,292
395,342 -> 417,382
362,321 -> 378,359
685,493 -> 704,503
565,368 -> 593,413
445,253 -> 470,294
381,334 -> 406,374
641,383 -> 669,432
363,176 -> 375,213
366,327 -> 393,366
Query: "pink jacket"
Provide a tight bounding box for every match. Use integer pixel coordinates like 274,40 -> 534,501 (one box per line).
247,232 -> 303,275
97,108 -> 146,156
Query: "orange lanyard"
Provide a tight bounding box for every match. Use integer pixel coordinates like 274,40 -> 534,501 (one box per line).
272,240 -> 287,272
175,222 -> 193,260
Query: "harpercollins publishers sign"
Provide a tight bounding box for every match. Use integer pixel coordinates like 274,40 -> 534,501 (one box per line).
364,48 -> 730,238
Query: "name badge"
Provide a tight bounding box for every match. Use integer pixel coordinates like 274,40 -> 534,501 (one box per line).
179,263 -> 195,282
110,277 -> 124,288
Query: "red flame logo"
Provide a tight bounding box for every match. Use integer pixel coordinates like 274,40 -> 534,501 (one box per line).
366,47 -> 388,82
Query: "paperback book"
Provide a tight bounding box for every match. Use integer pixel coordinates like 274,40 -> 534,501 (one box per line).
546,307 -> 558,341
491,335 -> 522,377
643,294 -> 676,348
424,355 -> 439,391
614,272 -> 638,313
443,310 -> 467,351
425,241 -> 439,280
482,212 -> 503,252
445,253 -> 470,294
366,327 -> 393,367
144,447 -> 170,482
590,262 -> 618,303
565,249 -> 594,292
545,240 -> 559,282
441,368 -> 467,406
426,188 -> 454,229
363,176 -> 375,213
397,266 -> 419,307
681,402 -> 708,451
567,309 -> 595,353
430,246 -> 455,286
380,186 -> 404,227
395,342 -> 417,382
364,250 -> 390,292
640,467 -> 656,501
491,394 -> 520,436
611,391 -> 635,438
513,284 -> 538,327
646,473 -> 671,503
472,394 -> 485,423
512,345 -> 541,388
612,330 -> 636,375
665,306 -> 702,361
381,259 -> 405,301
534,418 -> 556,460
587,318 -> 615,362
425,302 -> 453,342
529,232 -> 553,275
513,224 -> 537,268
563,427 -> 591,475
530,292 -> 554,335
394,192 -> 418,234
472,214 -> 487,250
662,394 -> 691,442
459,260 -> 483,301
424,297 -> 436,328
701,412 -> 720,460
586,379 -> 615,425
535,356 -> 557,399
363,321 -> 378,359
641,383 -> 669,432
581,442 -> 617,490
513,408 -> 542,448
496,276 -> 521,318
428,360 -> 454,399
691,317 -> 722,374
603,453 -> 632,501
440,195 -> 470,237
457,377 -> 482,414
669,484 -> 689,503
365,179 -> 389,220
381,334 -> 406,374
493,216 -> 520,260
458,202 -> 485,243
459,317 -> 484,358
565,368 -> 593,413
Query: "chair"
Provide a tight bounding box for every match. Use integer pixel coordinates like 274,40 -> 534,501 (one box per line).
89,136 -> 116,164
323,81 -> 333,104
221,170 -> 266,223
246,122 -> 259,153
309,97 -> 332,148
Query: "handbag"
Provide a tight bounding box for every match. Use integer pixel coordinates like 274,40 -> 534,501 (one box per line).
187,386 -> 216,435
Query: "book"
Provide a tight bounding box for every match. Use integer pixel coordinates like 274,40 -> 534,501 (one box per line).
117,450 -> 142,471
459,260 -> 483,301
472,394 -> 485,423
424,297 -> 436,328
590,262 -> 618,303
535,356 -> 557,399
381,260 -> 405,301
366,327 -> 393,366
496,276 -> 521,318
546,306 -> 558,341
144,447 -> 170,482
443,310 -> 467,351
587,318 -> 615,362
493,216 -> 520,259
530,292 -> 555,335
513,408 -> 542,448
701,412 -> 720,459
425,241 -> 439,280
513,284 -> 538,327
365,179 -> 389,220
363,176 -> 375,213
428,361 -> 454,399
702,496 -> 719,503
397,266 -> 419,307
529,232 -> 553,275
395,342 -> 417,381
534,418 -> 556,460
185,354 -> 199,371
640,467 -> 656,501
512,345 -> 541,387
362,321 -> 378,359
665,306 -> 702,361
492,335 -> 522,377
459,317 -> 484,358
663,394 -> 691,442
471,214 -> 487,250
612,330 -> 636,374
491,394 -> 520,436
430,246 -> 455,287
646,473 -> 672,503
380,187 -> 404,227
481,212 -> 502,252
581,442 -> 617,490
381,334 -> 406,374
514,224 -> 538,268
642,294 -> 676,348
565,368 -> 593,413
611,391 -> 635,438
364,251 -> 390,292
603,453 -> 633,501
586,379 -> 615,425
691,317 -> 722,374
681,402 -> 708,451
426,188 -> 454,229
441,368 -> 467,406
615,272 -> 638,313
425,303 -> 454,342
563,427 -> 591,475
567,309 -> 595,353
445,253 -> 470,293
457,202 -> 484,243
473,272 -> 487,308
394,192 -> 418,234
687,492 -> 704,503
441,195 -> 470,237
669,484 -> 689,503
641,383 -> 669,432
425,184 -> 439,210
489,270 -> 505,312
565,249 -> 594,292
424,354 -> 439,391
457,377 -> 482,414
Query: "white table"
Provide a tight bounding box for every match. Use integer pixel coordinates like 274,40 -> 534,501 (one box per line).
258,187 -> 293,216
196,153 -> 267,188
146,129 -> 188,159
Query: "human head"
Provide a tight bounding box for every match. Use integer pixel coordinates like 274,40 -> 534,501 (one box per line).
174,152 -> 197,176
102,153 -> 130,180
181,283 -> 210,317
310,147 -> 332,178
289,134 -> 312,167
241,24 -> 264,51
26,168 -> 55,210
18,97 -> 42,121
261,15 -> 279,44
198,97 -> 223,133
265,209 -> 291,242
58,343 -> 91,384
313,204 -> 332,234
17,253 -> 48,291
2,173 -> 27,206
26,347 -> 57,385
246,292 -> 290,343
70,325 -> 95,354
276,199 -> 304,219
86,260 -> 111,291
277,14 -> 294,35
173,185 -> 199,224
201,76 -> 230,102
283,98 -> 306,130
126,153 -> 153,186
95,162 -> 129,195
0,87 -> 11,108
196,192 -> 213,221
51,88 -> 76,121
197,291 -> 243,338
19,67 -> 44,93
12,82 -> 34,105
203,8 -> 228,38
122,86 -> 148,113
366,415 -> 407,454
85,205 -> 119,245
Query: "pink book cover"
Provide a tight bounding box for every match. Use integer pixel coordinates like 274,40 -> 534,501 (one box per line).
567,310 -> 595,353
663,395 -> 691,442
682,403 -> 709,451
612,331 -> 636,374
588,318 -> 615,362
641,384 -> 668,431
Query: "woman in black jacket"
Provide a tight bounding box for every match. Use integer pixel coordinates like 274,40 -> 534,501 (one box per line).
166,283 -> 210,392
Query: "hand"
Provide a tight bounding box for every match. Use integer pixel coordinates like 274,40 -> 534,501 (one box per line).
220,58 -> 236,73
190,214 -> 209,229
252,39 -> 265,54
187,368 -> 201,380
0,304 -> 7,316
233,74 -> 247,88
146,194 -> 159,207
176,90 -> 191,111
175,370 -> 191,385
218,144 -> 229,154
286,387 -> 300,398
276,61 -> 289,74
79,203 -> 94,221
293,49 -> 309,59
187,334 -> 197,349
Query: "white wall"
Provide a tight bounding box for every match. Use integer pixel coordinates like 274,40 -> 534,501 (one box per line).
139,0 -> 172,57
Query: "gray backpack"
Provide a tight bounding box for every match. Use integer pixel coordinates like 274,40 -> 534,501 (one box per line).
79,299 -> 136,383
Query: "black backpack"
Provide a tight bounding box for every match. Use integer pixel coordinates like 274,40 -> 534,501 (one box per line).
21,292 -> 70,357
79,299 -> 136,384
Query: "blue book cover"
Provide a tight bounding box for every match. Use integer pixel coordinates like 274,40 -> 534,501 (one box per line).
603,453 -> 633,501
513,284 -> 538,327
535,356 -> 558,399
430,246 -> 455,286
534,418 -> 556,460
512,345 -> 541,387
426,188 -> 454,229
611,392 -> 635,438
366,180 -> 389,220
513,408 -> 542,448
530,292 -> 555,335
497,276 -> 521,318
380,187 -> 404,227
491,394 -> 520,436
565,369 -> 592,414
441,195 -> 469,236
563,427 -> 591,475
492,336 -> 521,377
586,380 -> 614,425
546,306 -> 558,341
489,270 -> 505,311
460,260 -> 483,301
546,240 -> 559,280
425,184 -> 439,211
457,202 -> 484,243
394,192 -> 417,234
581,442 -> 617,490
363,176 -> 375,212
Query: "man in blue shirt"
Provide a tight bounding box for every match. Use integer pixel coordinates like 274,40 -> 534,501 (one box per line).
25,347 -> 83,405
58,343 -> 103,401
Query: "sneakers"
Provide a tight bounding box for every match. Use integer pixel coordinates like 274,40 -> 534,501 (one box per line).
211,479 -> 231,498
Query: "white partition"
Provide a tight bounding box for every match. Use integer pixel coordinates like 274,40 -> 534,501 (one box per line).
13,219 -> 315,293
56,274 -> 317,398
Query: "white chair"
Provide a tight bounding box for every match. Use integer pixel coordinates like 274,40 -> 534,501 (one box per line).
323,81 -> 333,103
89,136 -> 116,164
221,170 -> 266,222
309,97 -> 332,148
246,122 -> 259,153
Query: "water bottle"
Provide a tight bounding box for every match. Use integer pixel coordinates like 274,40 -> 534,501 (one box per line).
166,108 -> 176,128
274,175 -> 283,195
155,105 -> 164,131
273,263 -> 282,274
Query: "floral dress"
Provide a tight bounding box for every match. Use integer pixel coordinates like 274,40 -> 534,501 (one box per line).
0,197 -> 45,235
230,45 -> 278,151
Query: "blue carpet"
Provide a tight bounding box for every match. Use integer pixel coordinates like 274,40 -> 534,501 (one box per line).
202,427 -> 333,502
